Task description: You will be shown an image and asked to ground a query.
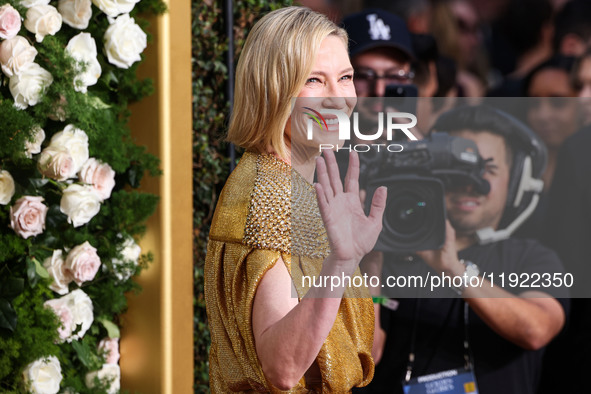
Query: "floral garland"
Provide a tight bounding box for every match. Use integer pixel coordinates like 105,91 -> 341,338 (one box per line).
0,0 -> 164,393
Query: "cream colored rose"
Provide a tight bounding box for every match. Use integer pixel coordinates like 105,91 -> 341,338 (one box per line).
44,296 -> 74,340
0,36 -> 38,77
20,0 -> 51,8
24,4 -> 62,43
9,195 -> 47,239
111,235 -> 140,281
68,288 -> 93,340
60,184 -> 101,227
103,13 -> 146,69
45,289 -> 94,342
85,364 -> 120,394
49,124 -> 89,174
58,0 -> 92,30
44,250 -> 73,295
65,241 -> 101,286
0,4 -> 22,40
8,62 -> 52,110
92,0 -> 139,17
22,356 -> 62,394
0,170 -> 15,205
79,158 -> 115,201
66,32 -> 101,93
24,126 -> 45,158
37,146 -> 76,181
98,337 -> 120,364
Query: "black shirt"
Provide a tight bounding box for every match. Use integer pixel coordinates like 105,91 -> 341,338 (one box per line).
359,238 -> 569,394
537,126 -> 591,394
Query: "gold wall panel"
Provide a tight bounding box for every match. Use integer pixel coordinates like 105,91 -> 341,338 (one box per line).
122,0 -> 194,393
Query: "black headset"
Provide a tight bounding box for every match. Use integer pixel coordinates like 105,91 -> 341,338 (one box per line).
431,105 -> 547,244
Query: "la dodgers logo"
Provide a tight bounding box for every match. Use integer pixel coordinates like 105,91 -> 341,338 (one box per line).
366,14 -> 391,40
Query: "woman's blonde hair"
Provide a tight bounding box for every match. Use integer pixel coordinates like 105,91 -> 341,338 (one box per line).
227,7 -> 348,159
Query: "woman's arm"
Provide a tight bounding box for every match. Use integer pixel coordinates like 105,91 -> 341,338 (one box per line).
252,151 -> 387,389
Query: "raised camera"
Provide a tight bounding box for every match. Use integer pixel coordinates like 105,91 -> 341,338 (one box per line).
363,132 -> 490,253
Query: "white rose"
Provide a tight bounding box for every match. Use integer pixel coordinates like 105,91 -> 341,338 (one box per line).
85,364 -> 120,394
20,0 -> 51,8
37,146 -> 76,181
22,356 -> 62,394
43,250 -> 73,295
10,195 -> 47,239
58,0 -> 92,30
45,289 -> 94,342
0,170 -> 15,205
79,158 -> 115,201
24,4 -> 62,43
9,62 -> 52,110
0,36 -> 38,77
60,184 -> 101,227
24,126 -> 45,158
92,0 -> 139,17
67,289 -> 93,341
111,235 -> 140,281
49,124 -> 89,174
65,32 -> 101,93
103,13 -> 146,69
65,241 -> 101,286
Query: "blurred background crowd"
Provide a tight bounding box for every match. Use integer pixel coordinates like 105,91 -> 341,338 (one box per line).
292,1 -> 591,393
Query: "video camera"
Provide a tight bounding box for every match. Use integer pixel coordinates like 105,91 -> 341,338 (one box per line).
363,132 -> 490,253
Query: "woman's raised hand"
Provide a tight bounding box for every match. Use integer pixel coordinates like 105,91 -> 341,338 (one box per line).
314,150 -> 387,271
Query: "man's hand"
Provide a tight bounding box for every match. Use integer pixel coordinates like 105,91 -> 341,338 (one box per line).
416,220 -> 465,277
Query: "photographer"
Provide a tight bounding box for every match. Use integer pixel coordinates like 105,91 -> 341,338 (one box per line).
361,106 -> 569,394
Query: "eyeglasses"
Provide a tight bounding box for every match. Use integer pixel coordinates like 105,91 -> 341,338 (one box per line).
354,68 -> 415,88
527,97 -> 572,110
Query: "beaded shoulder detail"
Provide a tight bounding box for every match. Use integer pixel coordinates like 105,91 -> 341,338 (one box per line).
242,154 -> 330,259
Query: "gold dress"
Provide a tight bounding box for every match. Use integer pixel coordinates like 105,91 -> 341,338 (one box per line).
205,152 -> 375,393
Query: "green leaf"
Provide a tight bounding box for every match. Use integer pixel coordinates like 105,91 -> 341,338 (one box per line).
88,95 -> 111,110
26,258 -> 38,287
0,298 -> 17,332
0,278 -> 24,300
99,319 -> 120,338
28,178 -> 49,189
71,339 -> 94,368
32,258 -> 49,279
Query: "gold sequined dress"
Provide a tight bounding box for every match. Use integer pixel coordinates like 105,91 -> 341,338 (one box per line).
205,152 -> 375,393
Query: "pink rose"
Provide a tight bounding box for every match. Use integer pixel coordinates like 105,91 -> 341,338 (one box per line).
98,337 -> 120,364
37,146 -> 76,181
0,4 -> 22,40
79,158 -> 115,201
44,297 -> 74,341
65,241 -> 101,286
9,196 -> 47,239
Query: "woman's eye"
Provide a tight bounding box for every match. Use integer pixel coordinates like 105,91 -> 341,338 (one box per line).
340,74 -> 353,81
307,77 -> 321,84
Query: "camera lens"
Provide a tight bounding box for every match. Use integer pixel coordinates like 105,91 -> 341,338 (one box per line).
388,194 -> 428,236
370,176 -> 446,253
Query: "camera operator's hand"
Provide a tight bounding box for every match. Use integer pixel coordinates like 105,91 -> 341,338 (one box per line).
416,221 -> 465,277
315,150 -> 387,273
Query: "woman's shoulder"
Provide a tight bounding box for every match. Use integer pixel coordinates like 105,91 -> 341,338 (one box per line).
208,152 -> 293,253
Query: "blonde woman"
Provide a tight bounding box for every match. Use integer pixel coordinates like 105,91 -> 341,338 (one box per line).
205,6 -> 387,392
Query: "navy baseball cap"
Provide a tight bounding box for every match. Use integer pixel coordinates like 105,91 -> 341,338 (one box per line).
342,9 -> 415,61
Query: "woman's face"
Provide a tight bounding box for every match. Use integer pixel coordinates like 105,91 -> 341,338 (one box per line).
288,35 -> 357,154
526,68 -> 579,150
